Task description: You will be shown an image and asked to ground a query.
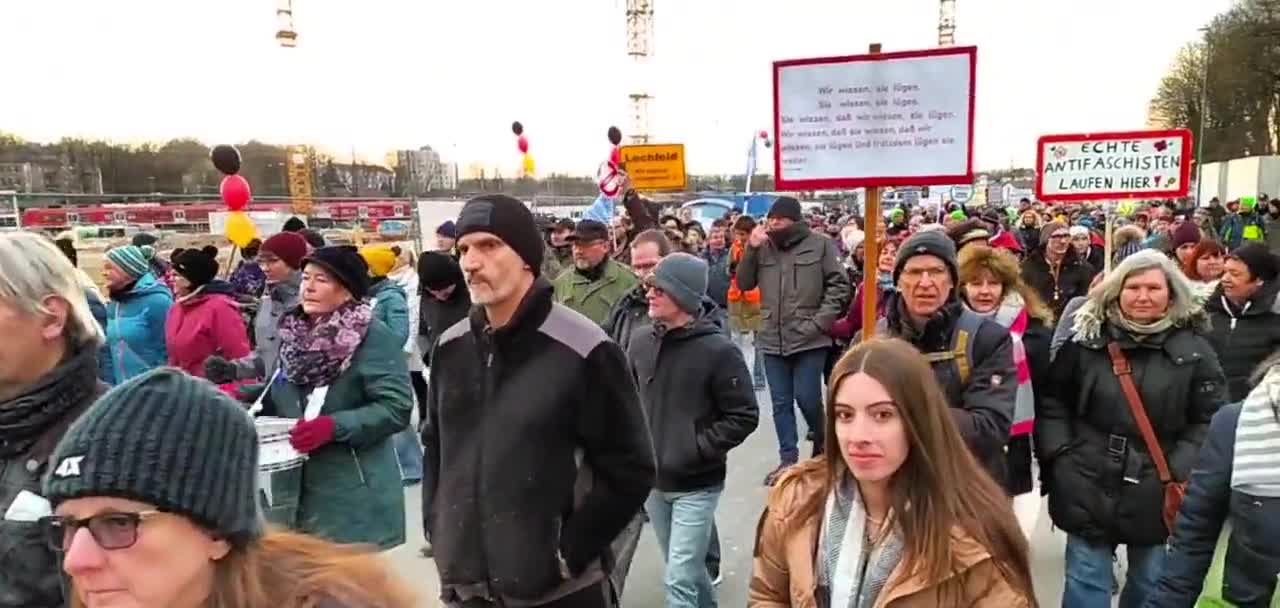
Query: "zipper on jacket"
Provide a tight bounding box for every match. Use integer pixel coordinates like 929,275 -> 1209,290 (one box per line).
349,448 -> 367,485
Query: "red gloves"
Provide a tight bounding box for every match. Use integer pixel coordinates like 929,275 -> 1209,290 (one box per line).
289,416 -> 336,453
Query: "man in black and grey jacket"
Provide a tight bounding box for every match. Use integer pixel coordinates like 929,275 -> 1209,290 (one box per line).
423,195 -> 656,608
627,253 -> 758,608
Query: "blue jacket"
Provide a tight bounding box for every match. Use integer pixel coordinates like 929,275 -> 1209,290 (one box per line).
1146,403 -> 1280,607
103,272 -> 173,384
369,279 -> 410,346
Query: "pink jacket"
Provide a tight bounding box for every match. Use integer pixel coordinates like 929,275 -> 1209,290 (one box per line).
165,283 -> 251,379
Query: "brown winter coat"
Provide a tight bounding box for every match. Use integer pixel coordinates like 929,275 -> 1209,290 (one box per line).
748,461 -> 1031,608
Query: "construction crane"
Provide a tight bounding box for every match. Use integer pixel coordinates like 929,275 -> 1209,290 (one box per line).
625,0 -> 654,144
938,0 -> 956,46
276,0 -> 298,47
286,145 -> 315,216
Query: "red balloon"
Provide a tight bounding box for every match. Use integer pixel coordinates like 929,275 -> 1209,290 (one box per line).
517,135 -> 529,154
220,175 -> 251,211
759,130 -> 769,139
609,147 -> 621,166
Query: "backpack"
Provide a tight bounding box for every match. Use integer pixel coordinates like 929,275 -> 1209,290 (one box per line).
873,309 -> 983,385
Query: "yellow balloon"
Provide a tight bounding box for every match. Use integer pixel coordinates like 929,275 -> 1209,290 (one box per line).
225,211 -> 258,248
522,154 -> 536,176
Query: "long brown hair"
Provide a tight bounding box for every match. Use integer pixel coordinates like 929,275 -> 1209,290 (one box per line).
71,529 -> 418,608
796,339 -> 1035,603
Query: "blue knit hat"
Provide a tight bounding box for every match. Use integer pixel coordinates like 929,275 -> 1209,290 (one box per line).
106,244 -> 156,279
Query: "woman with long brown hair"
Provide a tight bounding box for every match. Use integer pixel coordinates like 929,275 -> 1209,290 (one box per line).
40,368 -> 416,608
749,338 -> 1035,607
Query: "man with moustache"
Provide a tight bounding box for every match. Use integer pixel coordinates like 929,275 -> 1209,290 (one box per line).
422,195 -> 655,608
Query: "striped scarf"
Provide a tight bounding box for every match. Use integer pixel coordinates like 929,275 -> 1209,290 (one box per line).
1232,367 -> 1280,497
816,476 -> 904,608
967,293 -> 1035,436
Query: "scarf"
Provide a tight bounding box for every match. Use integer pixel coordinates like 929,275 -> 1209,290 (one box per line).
967,292 -> 1034,436
0,349 -> 99,458
1231,367 -> 1280,497
817,476 -> 904,608
1071,250 -> 1209,343
277,300 -> 373,387
1106,302 -> 1176,339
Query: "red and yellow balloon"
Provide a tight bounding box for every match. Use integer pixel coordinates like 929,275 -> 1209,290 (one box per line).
512,121 -> 536,177
211,144 -> 257,248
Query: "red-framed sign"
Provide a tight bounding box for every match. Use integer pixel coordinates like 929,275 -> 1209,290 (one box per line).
771,46 -> 976,191
1034,129 -> 1192,202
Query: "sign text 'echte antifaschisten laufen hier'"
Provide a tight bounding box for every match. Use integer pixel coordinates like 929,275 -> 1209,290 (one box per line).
1035,129 -> 1192,202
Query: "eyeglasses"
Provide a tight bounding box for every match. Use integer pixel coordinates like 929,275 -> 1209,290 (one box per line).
39,510 -> 162,552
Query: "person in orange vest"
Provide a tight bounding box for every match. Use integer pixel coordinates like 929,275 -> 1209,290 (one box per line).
728,215 -> 766,388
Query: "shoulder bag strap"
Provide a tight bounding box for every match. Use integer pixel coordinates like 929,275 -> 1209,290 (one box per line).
1106,342 -> 1173,484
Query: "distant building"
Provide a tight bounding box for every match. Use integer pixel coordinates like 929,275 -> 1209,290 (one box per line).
321,162 -> 396,197
396,146 -> 458,194
0,162 -> 45,192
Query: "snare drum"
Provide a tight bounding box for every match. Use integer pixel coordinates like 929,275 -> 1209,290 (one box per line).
255,416 -> 305,528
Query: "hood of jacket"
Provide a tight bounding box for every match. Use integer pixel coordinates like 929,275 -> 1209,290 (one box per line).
268,271 -> 302,304
1071,250 -> 1209,343
177,279 -> 237,307
370,277 -> 406,300
1207,277 -> 1280,317
653,311 -> 722,343
112,271 -> 170,301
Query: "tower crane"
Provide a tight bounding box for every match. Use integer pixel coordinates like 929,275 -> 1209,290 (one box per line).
938,0 -> 956,46
625,0 -> 654,144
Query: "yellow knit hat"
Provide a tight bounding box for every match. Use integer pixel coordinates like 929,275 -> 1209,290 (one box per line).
359,245 -> 398,277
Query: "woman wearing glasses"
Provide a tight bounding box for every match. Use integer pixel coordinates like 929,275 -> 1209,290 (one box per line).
40,368 -> 416,608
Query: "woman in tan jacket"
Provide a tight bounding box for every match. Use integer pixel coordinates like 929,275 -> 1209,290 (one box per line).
749,338 -> 1036,608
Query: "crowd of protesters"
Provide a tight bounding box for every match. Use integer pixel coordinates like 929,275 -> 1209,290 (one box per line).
1,186 -> 1279,608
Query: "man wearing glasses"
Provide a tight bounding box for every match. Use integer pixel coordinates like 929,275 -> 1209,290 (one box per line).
1021,221 -> 1093,319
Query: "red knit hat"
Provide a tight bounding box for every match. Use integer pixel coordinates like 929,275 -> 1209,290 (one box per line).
260,232 -> 308,269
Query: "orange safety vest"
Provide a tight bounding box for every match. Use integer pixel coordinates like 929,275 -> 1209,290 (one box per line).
726,240 -> 761,304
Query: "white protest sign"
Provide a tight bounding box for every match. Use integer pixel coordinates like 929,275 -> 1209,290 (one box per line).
772,46 -> 976,190
1035,129 -> 1192,202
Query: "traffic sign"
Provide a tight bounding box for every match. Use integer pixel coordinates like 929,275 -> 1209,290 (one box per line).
619,144 -> 687,191
951,184 -> 974,203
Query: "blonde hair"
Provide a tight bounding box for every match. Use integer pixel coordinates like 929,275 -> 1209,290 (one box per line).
0,232 -> 103,348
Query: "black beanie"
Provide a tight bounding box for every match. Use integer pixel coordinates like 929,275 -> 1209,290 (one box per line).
894,229 -> 959,284
282,216 -> 306,232
767,196 -> 803,222
418,250 -> 463,291
303,246 -> 371,300
43,368 -> 263,547
173,248 -> 220,288
1229,242 -> 1280,282
456,194 -> 544,277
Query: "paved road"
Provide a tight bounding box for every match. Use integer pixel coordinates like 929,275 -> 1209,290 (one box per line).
383,385 -> 1087,606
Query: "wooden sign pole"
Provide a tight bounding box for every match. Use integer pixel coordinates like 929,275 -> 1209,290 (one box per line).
860,43 -> 883,342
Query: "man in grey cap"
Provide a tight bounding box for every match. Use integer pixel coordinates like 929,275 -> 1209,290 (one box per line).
627,253 -> 757,608
864,230 -> 1017,486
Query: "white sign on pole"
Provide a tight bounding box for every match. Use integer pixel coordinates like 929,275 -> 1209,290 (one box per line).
1035,129 -> 1192,202
950,184 -> 974,203
772,47 -> 976,190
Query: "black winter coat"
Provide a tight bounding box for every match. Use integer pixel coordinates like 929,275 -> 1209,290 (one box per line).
1204,280 -> 1280,403
605,287 -> 728,356
627,316 -> 759,492
1145,403 -> 1280,607
423,279 -> 656,605
418,279 -> 471,367
1021,249 -> 1094,319
871,298 -> 1017,483
1037,325 -> 1227,546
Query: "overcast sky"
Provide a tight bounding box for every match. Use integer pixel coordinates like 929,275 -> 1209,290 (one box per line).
0,0 -> 1228,175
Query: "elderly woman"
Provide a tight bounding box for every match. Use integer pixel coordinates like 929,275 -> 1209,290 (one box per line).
263,246 -> 413,548
957,245 -> 1054,502
101,243 -> 173,384
1037,250 -> 1227,607
0,232 -> 108,607
41,368 -> 417,608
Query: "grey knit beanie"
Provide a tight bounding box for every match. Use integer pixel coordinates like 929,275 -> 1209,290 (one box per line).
894,230 -> 958,284
652,252 -> 708,315
43,368 -> 263,547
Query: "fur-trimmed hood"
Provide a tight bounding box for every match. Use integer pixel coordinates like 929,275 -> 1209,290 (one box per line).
1070,249 -> 1210,343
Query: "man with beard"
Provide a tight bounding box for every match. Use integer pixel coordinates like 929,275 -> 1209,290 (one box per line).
0,232 -> 108,607
863,230 -> 1017,483
553,219 -> 639,326
1021,221 -> 1093,319
737,196 -> 850,486
423,195 -> 654,608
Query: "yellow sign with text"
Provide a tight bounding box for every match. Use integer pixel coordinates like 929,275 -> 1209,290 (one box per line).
620,144 -> 687,191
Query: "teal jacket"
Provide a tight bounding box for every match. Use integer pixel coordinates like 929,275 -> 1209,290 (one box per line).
369,279 -> 410,346
104,272 -> 173,385
265,317 -> 413,549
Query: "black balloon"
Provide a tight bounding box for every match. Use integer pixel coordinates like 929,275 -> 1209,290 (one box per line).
607,126 -> 622,146
210,145 -> 241,175
511,121 -> 524,136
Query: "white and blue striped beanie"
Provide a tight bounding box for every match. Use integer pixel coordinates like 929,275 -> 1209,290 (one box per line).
105,244 -> 155,279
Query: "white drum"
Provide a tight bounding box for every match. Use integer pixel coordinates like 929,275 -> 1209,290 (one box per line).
254,416 -> 305,527
255,416 -> 304,470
